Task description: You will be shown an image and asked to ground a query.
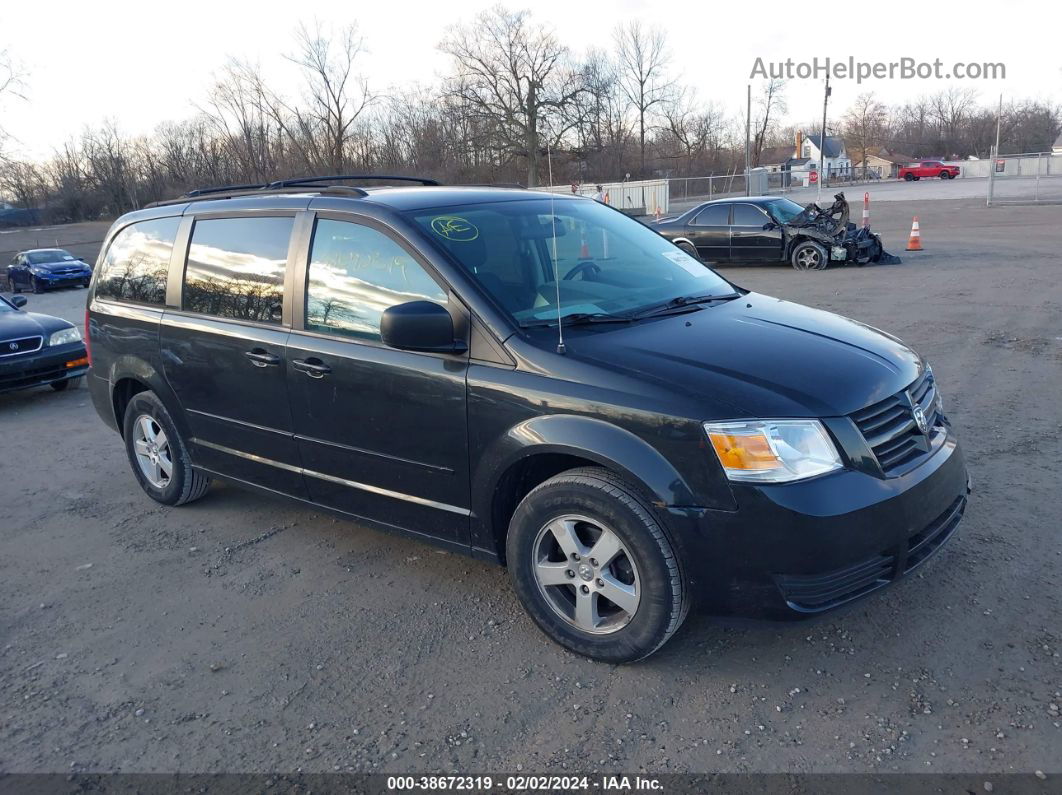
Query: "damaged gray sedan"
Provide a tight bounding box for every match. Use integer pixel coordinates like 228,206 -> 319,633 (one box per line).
652,193 -> 901,270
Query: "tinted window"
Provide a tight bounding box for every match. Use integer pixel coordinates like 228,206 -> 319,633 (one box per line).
407,199 -> 735,326
95,218 -> 180,305
183,216 -> 292,324
732,204 -> 769,226
692,205 -> 729,226
305,219 -> 447,342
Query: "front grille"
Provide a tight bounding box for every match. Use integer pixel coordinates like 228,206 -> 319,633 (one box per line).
0,335 -> 43,357
851,369 -> 940,475
775,494 -> 966,612
0,361 -> 68,390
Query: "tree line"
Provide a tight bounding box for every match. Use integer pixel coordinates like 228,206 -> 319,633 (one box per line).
1,7 -> 1059,224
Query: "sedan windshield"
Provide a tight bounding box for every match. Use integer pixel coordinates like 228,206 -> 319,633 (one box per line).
26,250 -> 76,264
408,198 -> 735,326
764,198 -> 806,223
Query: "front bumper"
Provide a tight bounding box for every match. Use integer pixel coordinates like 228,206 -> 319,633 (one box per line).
668,434 -> 969,617
0,342 -> 89,393
30,270 -> 92,289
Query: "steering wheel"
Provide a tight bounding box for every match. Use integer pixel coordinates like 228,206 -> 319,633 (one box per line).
563,260 -> 601,281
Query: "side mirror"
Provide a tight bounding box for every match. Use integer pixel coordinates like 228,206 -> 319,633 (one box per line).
380,301 -> 466,354
763,221 -> 778,230
11,295 -> 27,308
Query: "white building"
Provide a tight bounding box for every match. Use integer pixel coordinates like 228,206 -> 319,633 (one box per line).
800,132 -> 852,179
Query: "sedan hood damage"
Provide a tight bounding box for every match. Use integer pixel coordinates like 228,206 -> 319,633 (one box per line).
785,192 -> 901,265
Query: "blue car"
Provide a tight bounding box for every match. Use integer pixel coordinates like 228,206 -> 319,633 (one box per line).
7,248 -> 94,294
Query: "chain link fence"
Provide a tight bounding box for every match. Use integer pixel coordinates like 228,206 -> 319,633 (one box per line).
986,151 -> 1062,205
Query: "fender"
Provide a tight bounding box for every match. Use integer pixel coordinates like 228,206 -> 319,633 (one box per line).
104,353 -> 191,440
472,413 -> 707,527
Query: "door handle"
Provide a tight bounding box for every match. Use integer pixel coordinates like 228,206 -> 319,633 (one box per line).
244,349 -> 281,368
292,358 -> 332,378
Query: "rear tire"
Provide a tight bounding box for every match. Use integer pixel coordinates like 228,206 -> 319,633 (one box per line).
506,467 -> 688,663
791,240 -> 828,271
122,390 -> 211,506
676,241 -> 701,262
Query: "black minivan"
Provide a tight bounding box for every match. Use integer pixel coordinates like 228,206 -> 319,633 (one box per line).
86,176 -> 969,662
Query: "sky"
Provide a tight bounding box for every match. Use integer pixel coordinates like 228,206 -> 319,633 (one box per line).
2,0 -> 1060,160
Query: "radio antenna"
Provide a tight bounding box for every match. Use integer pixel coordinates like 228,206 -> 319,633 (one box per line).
545,131 -> 565,354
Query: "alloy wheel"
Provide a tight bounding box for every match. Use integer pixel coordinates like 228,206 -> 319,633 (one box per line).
132,414 -> 173,489
532,514 -> 641,634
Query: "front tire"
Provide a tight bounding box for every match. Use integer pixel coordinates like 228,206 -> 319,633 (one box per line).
122,390 -> 211,506
904,173 -> 914,182
506,467 -> 688,663
32,278 -> 45,294
50,377 -> 82,392
791,240 -> 828,271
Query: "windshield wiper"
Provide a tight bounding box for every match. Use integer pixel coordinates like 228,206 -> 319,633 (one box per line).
632,292 -> 741,319
521,312 -> 633,328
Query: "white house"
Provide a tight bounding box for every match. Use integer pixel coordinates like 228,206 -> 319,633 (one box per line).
800,132 -> 852,179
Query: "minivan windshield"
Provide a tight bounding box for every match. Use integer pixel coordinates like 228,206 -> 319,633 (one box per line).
408,198 -> 735,327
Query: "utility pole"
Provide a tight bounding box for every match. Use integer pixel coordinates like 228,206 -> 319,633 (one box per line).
817,73 -> 830,203
994,92 -> 1003,155
744,84 -> 751,196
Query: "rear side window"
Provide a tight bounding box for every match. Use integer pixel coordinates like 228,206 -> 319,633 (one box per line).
732,204 -> 769,225
182,216 -> 293,324
95,217 -> 180,305
692,205 -> 729,226
305,219 -> 447,342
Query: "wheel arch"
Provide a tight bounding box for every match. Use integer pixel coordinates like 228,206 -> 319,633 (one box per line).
471,414 -> 701,563
106,355 -> 187,440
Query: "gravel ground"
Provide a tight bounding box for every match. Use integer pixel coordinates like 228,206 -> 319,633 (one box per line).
0,199 -> 1059,776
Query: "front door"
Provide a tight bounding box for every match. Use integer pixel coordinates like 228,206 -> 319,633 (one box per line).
685,204 -> 731,261
285,215 -> 470,544
160,213 -> 307,497
729,203 -> 784,262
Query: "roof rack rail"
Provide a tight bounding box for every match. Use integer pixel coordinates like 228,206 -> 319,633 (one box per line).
145,185 -> 369,209
185,183 -> 269,197
268,174 -> 441,188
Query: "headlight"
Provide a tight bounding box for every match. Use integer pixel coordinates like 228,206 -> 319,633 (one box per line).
48,327 -> 82,346
31,267 -> 49,276
704,419 -> 843,483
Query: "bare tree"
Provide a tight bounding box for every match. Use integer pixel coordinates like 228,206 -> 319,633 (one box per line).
751,79 -> 787,166
441,6 -> 582,187
661,89 -> 725,175
842,92 -> 887,176
614,22 -> 672,176
0,47 -> 27,161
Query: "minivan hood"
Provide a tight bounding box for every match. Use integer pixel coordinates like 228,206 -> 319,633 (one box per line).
564,292 -> 922,418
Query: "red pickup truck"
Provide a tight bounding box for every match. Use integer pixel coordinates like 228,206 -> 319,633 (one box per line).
899,161 -> 960,181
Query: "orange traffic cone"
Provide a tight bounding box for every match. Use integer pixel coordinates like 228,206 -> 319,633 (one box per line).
579,236 -> 590,258
906,216 -> 923,251
655,205 -> 662,221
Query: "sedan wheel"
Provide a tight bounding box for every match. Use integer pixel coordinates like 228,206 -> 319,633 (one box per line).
532,515 -> 641,634
32,278 -> 45,294
791,241 -> 827,271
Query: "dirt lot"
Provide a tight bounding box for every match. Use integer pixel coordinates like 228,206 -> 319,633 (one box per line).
1,199 -> 1060,776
